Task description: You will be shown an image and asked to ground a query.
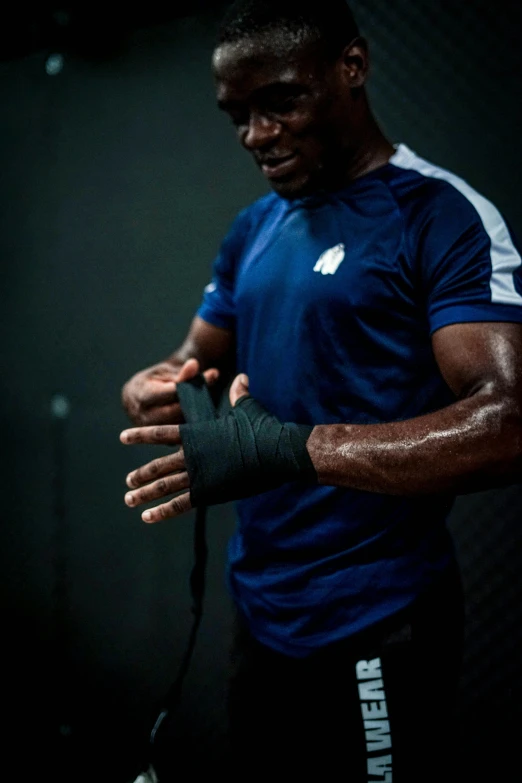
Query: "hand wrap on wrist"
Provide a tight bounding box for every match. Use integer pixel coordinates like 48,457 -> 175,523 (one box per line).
179,395 -> 317,507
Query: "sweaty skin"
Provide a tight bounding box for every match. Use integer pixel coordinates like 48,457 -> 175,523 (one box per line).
308,322 -> 522,495
212,36 -> 395,198
120,36 -> 522,523
120,321 -> 522,523
121,316 -> 232,426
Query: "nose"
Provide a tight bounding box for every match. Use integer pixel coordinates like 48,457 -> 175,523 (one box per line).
241,112 -> 281,150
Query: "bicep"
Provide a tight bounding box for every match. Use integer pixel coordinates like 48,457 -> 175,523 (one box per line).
431,321 -> 522,401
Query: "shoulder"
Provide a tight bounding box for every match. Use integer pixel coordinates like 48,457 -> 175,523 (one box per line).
230,191 -> 282,237
214,192 -> 282,272
385,146 -> 522,317
383,144 -> 502,233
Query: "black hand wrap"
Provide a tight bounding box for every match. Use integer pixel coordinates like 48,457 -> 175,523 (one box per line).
179,394 -> 317,507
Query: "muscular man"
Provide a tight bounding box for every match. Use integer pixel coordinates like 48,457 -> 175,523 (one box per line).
121,1 -> 522,779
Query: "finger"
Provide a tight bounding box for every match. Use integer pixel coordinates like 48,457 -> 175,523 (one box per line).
126,450 -> 185,489
125,471 -> 190,508
140,381 -> 177,409
230,373 -> 250,407
141,492 -> 193,523
149,362 -> 181,381
203,367 -> 220,386
120,425 -> 181,445
137,403 -> 184,426
174,358 -> 201,383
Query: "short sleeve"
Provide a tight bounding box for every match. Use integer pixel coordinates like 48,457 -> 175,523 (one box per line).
417,182 -> 522,334
197,207 -> 252,330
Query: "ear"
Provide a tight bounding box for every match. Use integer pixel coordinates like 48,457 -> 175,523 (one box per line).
339,37 -> 369,89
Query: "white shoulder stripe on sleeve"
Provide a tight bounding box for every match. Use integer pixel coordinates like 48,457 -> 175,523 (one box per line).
390,144 -> 522,306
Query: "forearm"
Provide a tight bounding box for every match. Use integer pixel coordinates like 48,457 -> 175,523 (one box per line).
167,316 -> 235,378
121,377 -> 522,521
307,390 -> 522,496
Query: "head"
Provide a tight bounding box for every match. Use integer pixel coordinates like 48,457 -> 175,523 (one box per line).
213,0 -> 371,199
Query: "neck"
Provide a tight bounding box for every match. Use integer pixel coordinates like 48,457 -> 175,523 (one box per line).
345,113 -> 395,181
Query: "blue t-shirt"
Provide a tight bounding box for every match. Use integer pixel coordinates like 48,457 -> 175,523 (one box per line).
197,143 -> 522,656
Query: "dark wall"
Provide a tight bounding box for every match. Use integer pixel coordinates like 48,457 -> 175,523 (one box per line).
1,2 -> 521,780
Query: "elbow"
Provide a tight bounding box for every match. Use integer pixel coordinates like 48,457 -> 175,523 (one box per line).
487,393 -> 522,476
501,393 -> 522,453
507,410 -> 522,465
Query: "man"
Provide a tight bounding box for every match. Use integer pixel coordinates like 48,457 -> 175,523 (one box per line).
121,1 -> 522,780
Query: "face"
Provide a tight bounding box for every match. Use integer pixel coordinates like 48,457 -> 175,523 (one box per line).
212,37 -> 365,199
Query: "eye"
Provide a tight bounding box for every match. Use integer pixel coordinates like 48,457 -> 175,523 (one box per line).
229,113 -> 249,129
269,95 -> 299,114
261,85 -> 309,117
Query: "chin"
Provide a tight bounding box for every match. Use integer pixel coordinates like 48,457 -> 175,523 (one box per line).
269,172 -> 318,200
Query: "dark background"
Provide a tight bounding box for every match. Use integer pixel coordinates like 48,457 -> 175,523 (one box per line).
1,1 -> 521,780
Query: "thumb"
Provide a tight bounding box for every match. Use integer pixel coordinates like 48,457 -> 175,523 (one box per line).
174,357 -> 201,384
230,373 -> 250,407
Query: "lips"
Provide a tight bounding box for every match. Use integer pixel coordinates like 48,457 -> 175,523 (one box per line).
260,152 -> 298,178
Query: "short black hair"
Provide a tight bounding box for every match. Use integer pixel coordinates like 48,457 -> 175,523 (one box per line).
217,0 -> 360,60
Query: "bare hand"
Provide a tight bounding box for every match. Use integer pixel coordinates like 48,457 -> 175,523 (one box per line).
120,374 -> 250,522
121,357 -> 219,426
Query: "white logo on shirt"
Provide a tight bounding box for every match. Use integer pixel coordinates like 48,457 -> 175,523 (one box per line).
204,281 -> 217,293
313,243 -> 345,275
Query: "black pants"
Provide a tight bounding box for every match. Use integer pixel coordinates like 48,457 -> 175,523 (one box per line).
227,563 -> 465,782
